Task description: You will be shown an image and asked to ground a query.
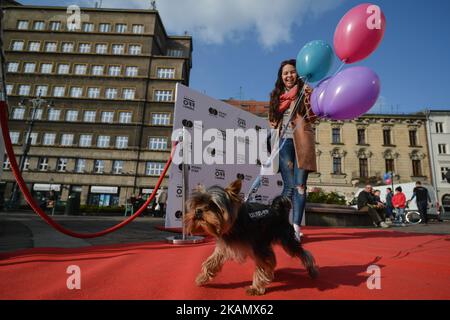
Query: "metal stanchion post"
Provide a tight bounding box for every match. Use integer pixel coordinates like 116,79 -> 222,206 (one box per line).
166,126 -> 204,244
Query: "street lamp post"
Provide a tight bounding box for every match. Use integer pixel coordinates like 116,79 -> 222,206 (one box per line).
9,94 -> 53,208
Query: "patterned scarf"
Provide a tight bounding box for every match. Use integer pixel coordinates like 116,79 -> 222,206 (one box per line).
278,85 -> 298,114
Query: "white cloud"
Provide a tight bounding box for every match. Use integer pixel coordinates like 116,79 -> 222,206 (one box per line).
89,0 -> 342,48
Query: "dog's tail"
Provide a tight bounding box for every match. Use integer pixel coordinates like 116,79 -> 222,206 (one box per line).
298,247 -> 319,279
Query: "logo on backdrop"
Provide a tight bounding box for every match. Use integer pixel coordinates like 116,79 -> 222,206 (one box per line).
183,97 -> 196,110
215,169 -> 225,180
237,118 -> 247,128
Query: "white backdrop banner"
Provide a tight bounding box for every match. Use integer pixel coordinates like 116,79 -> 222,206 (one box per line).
165,84 -> 284,228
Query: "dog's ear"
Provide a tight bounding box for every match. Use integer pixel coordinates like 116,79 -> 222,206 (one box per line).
225,179 -> 242,195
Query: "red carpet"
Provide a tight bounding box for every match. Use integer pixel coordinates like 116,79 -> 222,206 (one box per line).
1,227 -> 450,300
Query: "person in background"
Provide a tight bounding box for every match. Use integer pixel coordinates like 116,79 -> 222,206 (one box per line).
392,186 -> 407,226
409,181 -> 432,224
385,188 -> 394,223
157,187 -> 168,218
372,189 -> 386,222
357,185 -> 389,228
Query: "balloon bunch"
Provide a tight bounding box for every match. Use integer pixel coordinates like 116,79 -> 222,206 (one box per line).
296,3 -> 386,120
384,173 -> 392,185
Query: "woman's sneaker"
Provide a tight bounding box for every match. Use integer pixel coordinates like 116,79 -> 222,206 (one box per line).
379,221 -> 390,228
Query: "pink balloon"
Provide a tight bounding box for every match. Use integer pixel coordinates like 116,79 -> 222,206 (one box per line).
385,179 -> 392,185
334,3 -> 386,64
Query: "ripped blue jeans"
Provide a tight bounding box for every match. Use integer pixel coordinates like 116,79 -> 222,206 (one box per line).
279,138 -> 309,226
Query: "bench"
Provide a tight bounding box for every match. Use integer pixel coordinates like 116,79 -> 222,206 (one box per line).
305,203 -> 373,227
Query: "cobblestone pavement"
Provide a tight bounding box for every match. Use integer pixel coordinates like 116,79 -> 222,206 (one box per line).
1,211 -> 449,253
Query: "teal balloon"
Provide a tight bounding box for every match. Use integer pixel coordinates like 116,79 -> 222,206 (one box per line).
296,40 -> 334,82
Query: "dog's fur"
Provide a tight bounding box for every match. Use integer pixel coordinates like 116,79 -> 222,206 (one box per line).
185,179 -> 318,296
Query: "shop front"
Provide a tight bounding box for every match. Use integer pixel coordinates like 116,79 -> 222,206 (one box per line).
88,186 -> 120,207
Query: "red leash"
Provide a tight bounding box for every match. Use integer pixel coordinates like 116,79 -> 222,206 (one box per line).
0,101 -> 176,238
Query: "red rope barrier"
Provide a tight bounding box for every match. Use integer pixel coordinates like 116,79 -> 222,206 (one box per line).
0,101 -> 176,238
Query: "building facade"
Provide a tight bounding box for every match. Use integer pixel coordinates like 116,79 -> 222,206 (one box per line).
426,110 -> 450,215
226,99 -> 432,200
1,4 -> 192,206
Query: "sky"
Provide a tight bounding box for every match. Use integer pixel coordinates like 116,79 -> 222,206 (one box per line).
20,0 -> 450,114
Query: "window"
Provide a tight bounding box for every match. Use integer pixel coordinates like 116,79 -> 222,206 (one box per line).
28,41 -> 41,52
129,45 -> 141,55
45,42 -> 57,52
385,159 -> 395,173
6,85 -> 13,95
438,144 -> 448,154
79,134 -> 92,147
12,40 -> 24,51
33,21 -> 45,30
108,66 -> 121,76
332,128 -> 341,144
43,133 -> 56,145
149,137 -> 168,150
441,167 -> 450,182
65,110 -> 78,122
96,44 -> 108,54
105,88 -> 118,99
115,24 -> 127,33
19,85 -> 31,96
359,158 -> 369,178
97,135 -> 110,148
92,65 -> 104,76
61,134 -> 74,146
23,157 -> 30,171
157,68 -> 175,79
409,130 -> 418,146
101,111 -> 114,123
146,162 -> 164,176
112,160 -> 124,174
88,87 -> 100,98
112,44 -> 124,55
383,129 -> 392,145
119,112 -> 132,124
83,23 -> 94,32
132,24 -> 144,34
32,109 -> 43,120
24,63 -> 36,73
94,160 -> 105,174
74,64 -> 87,75
70,87 -> 83,98
38,157 -> 49,171
123,88 -> 135,100
50,21 -> 61,31
40,63 -> 53,74
167,49 -> 183,57
7,62 -> 19,72
57,158 -> 68,172
48,109 -> 61,121
83,111 -> 96,122
62,42 -> 74,53
357,129 -> 366,145
412,160 -> 422,177
53,86 -> 65,97
436,122 -> 444,133
99,23 -> 111,33
3,155 -> 11,170
9,132 -> 20,144
36,85 -> 48,97
17,20 -> 29,30
115,136 -> 128,149
332,157 -> 342,175
12,108 -> 25,120
79,43 -> 91,53
57,64 -> 70,74
75,159 -> 86,173
25,132 -> 38,145
154,90 -> 173,102
152,113 -> 171,126
125,66 -> 138,77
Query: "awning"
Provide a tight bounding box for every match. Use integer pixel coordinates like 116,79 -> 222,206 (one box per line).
90,186 -> 119,194
33,184 -> 61,191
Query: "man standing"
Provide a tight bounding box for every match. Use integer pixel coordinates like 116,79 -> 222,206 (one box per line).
385,188 -> 394,223
409,181 -> 431,224
358,185 -> 389,228
157,187 -> 168,218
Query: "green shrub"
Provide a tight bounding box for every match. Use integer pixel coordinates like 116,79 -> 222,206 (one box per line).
307,189 -> 347,205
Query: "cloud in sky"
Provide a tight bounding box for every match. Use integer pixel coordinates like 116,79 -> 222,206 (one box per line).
86,0 -> 342,48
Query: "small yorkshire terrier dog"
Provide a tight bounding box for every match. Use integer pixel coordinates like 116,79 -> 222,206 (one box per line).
185,179 -> 318,296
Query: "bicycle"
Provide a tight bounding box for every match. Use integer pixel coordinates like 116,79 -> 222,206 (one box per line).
392,206 -> 422,225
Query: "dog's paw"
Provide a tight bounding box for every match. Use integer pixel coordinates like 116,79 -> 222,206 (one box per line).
246,286 -> 265,296
195,273 -> 211,286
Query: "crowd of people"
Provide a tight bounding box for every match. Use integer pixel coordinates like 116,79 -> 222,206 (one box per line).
357,181 -> 432,228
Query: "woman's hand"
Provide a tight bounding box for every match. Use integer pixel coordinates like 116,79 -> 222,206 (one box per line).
269,120 -> 278,129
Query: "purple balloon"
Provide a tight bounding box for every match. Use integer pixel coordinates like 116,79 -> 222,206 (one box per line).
321,66 -> 381,120
311,77 -> 331,117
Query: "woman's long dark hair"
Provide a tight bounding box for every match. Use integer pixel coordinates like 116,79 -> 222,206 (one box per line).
269,59 -> 307,125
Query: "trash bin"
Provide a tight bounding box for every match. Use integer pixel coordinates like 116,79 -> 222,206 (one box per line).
65,194 -> 81,216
